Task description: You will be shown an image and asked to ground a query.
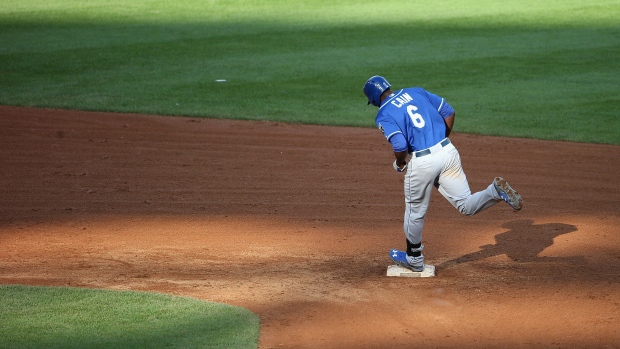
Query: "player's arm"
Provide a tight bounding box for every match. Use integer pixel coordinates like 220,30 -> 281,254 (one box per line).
444,112 -> 455,137
422,89 -> 455,137
376,116 -> 409,172
389,133 -> 409,171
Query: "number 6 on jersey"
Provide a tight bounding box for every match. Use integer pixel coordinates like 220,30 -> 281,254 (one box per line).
407,105 -> 425,128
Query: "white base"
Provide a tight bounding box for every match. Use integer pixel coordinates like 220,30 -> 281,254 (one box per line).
386,264 -> 436,278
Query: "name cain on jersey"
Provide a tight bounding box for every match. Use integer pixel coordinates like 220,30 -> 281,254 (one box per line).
390,92 -> 413,108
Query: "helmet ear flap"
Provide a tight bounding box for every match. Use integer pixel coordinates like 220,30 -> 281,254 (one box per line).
363,76 -> 391,107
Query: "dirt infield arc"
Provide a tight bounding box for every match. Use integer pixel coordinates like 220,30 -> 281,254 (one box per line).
1,106 -> 619,348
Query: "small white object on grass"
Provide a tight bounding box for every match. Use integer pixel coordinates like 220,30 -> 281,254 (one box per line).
215,79 -> 227,82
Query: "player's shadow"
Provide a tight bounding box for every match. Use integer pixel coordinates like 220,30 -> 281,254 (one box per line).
439,219 -> 583,269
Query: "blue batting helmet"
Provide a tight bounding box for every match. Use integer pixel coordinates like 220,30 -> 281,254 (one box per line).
364,75 -> 391,107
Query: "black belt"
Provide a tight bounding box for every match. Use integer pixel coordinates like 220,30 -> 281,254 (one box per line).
413,138 -> 451,158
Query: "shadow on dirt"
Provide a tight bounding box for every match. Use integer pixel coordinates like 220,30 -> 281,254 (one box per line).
439,219 -> 582,269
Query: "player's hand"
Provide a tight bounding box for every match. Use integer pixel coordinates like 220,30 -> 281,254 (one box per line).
393,159 -> 407,172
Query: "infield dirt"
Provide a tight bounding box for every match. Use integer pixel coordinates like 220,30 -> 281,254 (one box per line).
1,106 -> 619,348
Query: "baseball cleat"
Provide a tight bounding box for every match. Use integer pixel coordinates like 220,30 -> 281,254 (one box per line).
493,177 -> 522,211
389,249 -> 424,272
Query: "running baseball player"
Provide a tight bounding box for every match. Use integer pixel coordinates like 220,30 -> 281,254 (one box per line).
363,75 -> 522,272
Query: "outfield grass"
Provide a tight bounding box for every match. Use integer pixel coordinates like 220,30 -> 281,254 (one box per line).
0,0 -> 618,144
0,285 -> 259,349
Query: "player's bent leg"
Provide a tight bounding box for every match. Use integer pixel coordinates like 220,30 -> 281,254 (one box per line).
436,145 -> 503,216
455,184 -> 500,216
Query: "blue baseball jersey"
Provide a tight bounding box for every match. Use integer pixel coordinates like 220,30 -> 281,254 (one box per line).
376,87 -> 454,153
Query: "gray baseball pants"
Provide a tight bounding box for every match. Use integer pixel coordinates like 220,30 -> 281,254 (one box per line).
403,140 -> 502,245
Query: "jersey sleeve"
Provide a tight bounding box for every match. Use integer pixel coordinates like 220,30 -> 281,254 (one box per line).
376,113 -> 406,151
423,89 -> 455,118
388,133 -> 408,152
376,114 -> 401,140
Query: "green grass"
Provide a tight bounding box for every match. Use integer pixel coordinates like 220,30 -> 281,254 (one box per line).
0,0 -> 618,144
0,285 -> 259,349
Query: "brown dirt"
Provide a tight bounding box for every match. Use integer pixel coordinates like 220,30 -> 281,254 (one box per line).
1,106 -> 619,348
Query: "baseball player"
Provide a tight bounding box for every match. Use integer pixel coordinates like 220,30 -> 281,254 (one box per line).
363,75 -> 522,272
